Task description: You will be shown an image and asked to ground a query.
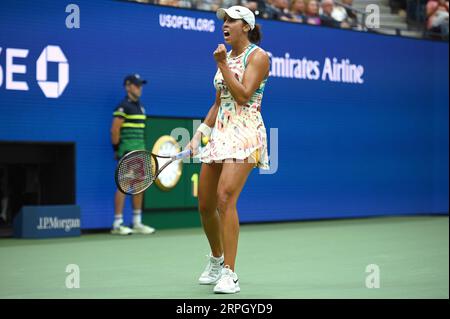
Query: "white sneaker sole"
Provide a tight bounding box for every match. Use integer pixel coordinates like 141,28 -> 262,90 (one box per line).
110,231 -> 132,235
213,286 -> 240,294
132,230 -> 156,235
198,277 -> 221,285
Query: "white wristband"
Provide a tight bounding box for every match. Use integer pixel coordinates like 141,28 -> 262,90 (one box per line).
197,123 -> 212,137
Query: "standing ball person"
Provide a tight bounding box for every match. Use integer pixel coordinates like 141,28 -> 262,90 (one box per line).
111,74 -> 156,235
187,6 -> 270,294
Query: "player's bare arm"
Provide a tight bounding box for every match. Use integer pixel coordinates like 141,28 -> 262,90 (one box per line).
215,45 -> 269,105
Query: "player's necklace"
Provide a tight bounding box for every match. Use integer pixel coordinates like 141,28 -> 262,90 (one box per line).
231,43 -> 252,58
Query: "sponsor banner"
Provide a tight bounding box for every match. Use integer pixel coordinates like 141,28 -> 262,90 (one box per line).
13,206 -> 81,238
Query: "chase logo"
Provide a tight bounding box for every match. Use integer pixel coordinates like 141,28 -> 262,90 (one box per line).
0,45 -> 69,98
36,45 -> 69,98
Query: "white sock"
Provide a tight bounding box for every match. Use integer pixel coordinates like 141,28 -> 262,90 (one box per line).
133,210 -> 142,226
113,215 -> 123,229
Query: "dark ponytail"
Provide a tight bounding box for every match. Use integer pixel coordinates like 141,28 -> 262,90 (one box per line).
248,23 -> 262,44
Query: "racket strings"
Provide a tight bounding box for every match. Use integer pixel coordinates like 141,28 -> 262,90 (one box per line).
117,152 -> 155,194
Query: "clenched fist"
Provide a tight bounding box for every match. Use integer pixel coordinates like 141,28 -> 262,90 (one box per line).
213,44 -> 227,64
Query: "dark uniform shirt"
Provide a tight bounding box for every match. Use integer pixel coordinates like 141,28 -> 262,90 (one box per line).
113,97 -> 146,158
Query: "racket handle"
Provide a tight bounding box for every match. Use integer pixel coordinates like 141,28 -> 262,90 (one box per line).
173,149 -> 191,160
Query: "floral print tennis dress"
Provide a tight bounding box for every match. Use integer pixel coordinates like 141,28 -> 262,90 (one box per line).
200,43 -> 270,170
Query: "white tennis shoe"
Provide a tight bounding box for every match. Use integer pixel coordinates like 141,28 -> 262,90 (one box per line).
132,223 -> 156,234
213,266 -> 240,294
198,253 -> 224,285
111,224 -> 133,235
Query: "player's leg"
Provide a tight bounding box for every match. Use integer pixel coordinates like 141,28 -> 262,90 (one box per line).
115,189 -> 126,217
217,160 -> 254,270
111,189 -> 132,235
131,192 -> 155,234
213,159 -> 254,293
197,161 -> 224,284
131,192 -> 143,211
199,161 -> 223,256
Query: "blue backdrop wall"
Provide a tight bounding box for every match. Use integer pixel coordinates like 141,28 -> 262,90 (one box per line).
0,0 -> 448,228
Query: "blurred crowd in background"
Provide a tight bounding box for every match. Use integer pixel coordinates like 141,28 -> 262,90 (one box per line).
425,0 -> 449,36
130,0 -> 449,39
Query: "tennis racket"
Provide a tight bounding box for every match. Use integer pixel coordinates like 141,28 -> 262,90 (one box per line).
115,149 -> 191,195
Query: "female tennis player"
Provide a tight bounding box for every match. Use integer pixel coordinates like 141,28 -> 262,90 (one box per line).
186,5 -> 270,294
